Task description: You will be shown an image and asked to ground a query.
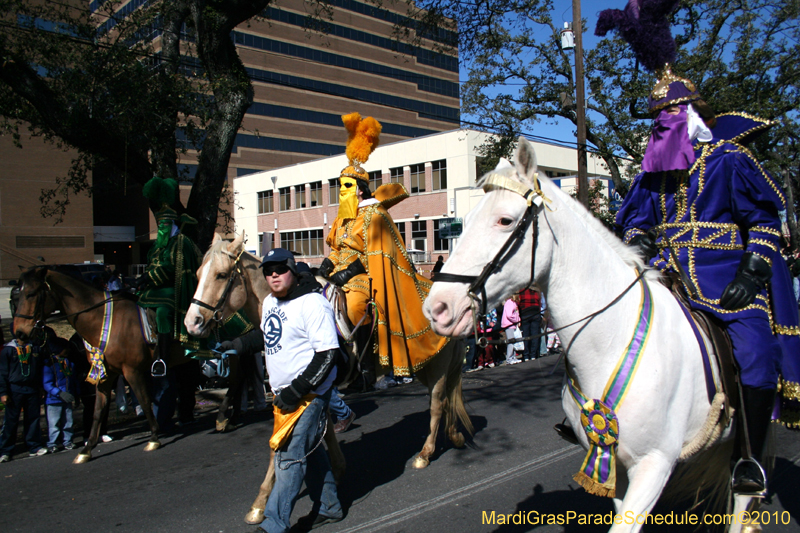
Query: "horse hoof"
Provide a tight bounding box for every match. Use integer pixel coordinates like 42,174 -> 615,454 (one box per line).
143,441 -> 161,452
244,508 -> 264,524
73,453 -> 91,464
450,432 -> 465,448
216,419 -> 229,432
412,454 -> 430,469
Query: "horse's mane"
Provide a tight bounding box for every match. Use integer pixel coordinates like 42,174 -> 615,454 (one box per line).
478,167 -> 656,278
203,238 -> 260,266
203,239 -> 261,263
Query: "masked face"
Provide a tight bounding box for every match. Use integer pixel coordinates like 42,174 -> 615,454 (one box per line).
337,177 -> 359,220
155,220 -> 172,249
641,105 -> 696,173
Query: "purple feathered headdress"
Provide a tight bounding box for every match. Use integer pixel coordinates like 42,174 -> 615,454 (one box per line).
596,0 -> 700,114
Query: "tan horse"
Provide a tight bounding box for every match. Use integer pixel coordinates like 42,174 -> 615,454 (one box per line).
185,233 -> 473,522
12,266 -> 166,463
184,233 -> 344,524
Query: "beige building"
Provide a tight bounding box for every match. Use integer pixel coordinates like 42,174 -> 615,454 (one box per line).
233,128 -> 611,275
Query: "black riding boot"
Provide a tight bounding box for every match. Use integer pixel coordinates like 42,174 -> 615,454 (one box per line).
151,332 -> 170,377
732,386 -> 776,494
355,325 -> 376,391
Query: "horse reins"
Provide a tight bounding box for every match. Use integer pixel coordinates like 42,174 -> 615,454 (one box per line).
190,249 -> 246,324
431,170 -> 647,352
15,277 -> 116,329
433,172 -> 545,319
433,171 -> 547,349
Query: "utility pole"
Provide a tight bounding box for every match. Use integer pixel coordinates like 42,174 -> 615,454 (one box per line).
573,0 -> 589,208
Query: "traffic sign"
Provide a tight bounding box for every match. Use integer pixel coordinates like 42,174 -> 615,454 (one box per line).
438,218 -> 463,239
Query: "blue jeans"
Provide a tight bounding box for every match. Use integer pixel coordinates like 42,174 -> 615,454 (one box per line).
46,403 -> 74,448
519,316 -> 541,360
0,390 -> 43,455
327,388 -> 351,422
261,390 -> 342,533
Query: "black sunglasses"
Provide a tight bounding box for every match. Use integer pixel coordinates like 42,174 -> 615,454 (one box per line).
264,264 -> 291,276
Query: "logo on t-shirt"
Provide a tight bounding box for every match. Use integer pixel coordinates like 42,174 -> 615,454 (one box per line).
262,306 -> 288,355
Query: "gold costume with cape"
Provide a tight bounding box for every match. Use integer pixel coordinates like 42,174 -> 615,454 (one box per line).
326,183 -> 448,376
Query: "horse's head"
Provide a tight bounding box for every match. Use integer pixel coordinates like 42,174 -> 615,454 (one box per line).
424,137 -> 552,337
185,232 -> 249,337
12,266 -> 60,342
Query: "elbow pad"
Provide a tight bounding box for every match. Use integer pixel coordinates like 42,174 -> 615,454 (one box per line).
291,348 -> 338,396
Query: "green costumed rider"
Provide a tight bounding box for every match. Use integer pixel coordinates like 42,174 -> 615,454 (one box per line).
135,176 -> 202,377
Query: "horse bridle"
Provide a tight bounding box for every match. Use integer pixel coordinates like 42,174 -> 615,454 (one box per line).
14,280 -> 52,342
190,249 -> 246,324
432,171 -> 548,319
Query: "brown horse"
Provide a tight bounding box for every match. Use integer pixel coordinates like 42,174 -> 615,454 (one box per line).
12,266 -> 165,463
185,233 -> 472,522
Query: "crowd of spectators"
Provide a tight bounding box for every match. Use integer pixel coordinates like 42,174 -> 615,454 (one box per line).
463,287 -> 561,373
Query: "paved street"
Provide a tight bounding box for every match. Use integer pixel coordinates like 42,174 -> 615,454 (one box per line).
1,358 -> 799,532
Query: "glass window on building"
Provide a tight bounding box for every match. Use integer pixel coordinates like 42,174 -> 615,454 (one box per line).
280,229 -> 324,257
390,166 -> 404,184
295,184 -> 306,208
411,220 -> 427,251
432,159 -> 447,190
309,229 -> 324,256
433,220 -> 447,251
279,231 -> 294,252
279,187 -> 291,211
368,170 -> 382,192
257,190 -> 273,214
396,221 -> 406,247
409,163 -> 426,193
310,181 -> 322,207
329,178 -> 339,205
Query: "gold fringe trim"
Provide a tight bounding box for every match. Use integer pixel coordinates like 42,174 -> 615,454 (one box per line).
781,378 -> 800,402
573,471 -> 615,498
776,406 -> 800,429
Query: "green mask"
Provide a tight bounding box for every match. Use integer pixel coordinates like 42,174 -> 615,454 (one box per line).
155,221 -> 172,249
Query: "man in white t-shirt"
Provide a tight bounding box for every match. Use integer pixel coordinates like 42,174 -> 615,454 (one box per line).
257,248 -> 343,533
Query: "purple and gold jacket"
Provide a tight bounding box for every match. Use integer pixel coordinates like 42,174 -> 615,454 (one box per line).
617,113 -> 800,425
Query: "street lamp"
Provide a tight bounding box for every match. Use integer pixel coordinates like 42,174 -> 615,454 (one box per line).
560,22 -> 574,51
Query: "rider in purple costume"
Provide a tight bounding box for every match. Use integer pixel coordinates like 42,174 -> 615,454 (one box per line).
598,0 -> 800,495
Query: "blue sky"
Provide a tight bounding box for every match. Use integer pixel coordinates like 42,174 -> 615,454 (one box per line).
457,0 -> 616,148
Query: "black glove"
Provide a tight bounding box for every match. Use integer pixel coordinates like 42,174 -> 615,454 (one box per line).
330,258 -> 367,287
629,231 -> 658,261
317,258 -> 335,279
131,275 -> 149,291
720,252 -> 772,310
58,391 -> 75,404
216,337 -> 243,354
273,384 -> 303,412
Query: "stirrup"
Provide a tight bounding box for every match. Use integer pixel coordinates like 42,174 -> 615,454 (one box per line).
731,457 -> 767,497
151,359 -> 167,377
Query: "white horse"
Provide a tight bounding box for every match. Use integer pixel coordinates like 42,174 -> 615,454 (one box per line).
423,137 -> 760,533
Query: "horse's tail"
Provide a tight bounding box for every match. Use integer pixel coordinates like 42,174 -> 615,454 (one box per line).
444,339 -> 474,441
662,438 -> 734,513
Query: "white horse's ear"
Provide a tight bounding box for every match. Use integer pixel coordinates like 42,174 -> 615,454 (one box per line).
514,136 -> 538,185
212,232 -> 223,245
229,232 -> 244,252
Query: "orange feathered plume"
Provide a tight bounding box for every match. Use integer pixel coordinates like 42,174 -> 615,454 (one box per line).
342,112 -> 382,164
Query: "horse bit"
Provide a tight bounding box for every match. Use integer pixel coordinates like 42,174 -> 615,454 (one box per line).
432,172 -> 547,347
